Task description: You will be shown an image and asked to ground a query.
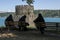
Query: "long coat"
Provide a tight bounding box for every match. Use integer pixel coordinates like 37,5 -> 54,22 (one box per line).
5,14 -> 14,27
18,15 -> 29,27
18,15 -> 29,31
33,14 -> 46,28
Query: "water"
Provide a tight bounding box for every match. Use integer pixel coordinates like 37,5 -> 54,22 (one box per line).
0,17 -> 6,27
44,18 -> 60,22
0,17 -> 60,27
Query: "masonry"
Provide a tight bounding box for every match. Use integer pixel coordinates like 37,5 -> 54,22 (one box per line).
12,5 -> 37,28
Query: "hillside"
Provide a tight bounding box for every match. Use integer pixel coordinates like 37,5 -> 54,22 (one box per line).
34,10 -> 60,17
0,12 -> 15,17
0,10 -> 60,17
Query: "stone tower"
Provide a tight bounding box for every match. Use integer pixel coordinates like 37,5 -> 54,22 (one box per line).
15,5 -> 35,27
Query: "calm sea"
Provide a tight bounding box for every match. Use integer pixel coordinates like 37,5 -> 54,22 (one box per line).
0,17 -> 6,27
0,17 -> 60,27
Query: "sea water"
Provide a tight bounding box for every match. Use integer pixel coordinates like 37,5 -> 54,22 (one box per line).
0,17 -> 60,27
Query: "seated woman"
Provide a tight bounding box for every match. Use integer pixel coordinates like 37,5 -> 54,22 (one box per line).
18,15 -> 29,31
5,14 -> 14,31
33,13 -> 46,34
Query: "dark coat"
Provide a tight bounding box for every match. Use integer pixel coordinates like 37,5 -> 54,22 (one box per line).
5,15 -> 13,21
18,15 -> 29,31
5,14 -> 14,26
33,14 -> 46,28
19,15 -> 26,21
18,15 -> 29,27
34,14 -> 45,22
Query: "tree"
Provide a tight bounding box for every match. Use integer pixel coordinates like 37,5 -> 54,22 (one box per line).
22,0 -> 34,5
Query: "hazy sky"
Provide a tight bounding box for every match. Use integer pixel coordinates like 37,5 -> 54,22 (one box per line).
0,0 -> 60,12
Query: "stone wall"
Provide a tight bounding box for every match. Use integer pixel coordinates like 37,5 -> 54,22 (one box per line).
15,5 -> 34,15
14,5 -> 36,27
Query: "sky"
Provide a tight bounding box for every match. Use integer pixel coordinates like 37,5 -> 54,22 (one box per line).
0,0 -> 60,12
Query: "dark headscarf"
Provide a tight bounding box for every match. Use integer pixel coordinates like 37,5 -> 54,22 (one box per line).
34,13 -> 45,22
19,15 -> 26,21
5,14 -> 13,21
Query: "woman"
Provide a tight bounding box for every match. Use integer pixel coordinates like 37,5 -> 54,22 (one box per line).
33,13 -> 46,34
5,14 -> 14,31
18,15 -> 29,31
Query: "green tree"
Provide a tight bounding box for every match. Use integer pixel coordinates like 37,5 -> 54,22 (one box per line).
22,0 -> 34,5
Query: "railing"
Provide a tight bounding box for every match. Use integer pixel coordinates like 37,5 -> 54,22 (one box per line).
45,22 -> 60,32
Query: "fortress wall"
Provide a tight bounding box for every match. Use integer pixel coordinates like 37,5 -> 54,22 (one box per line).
15,5 -> 36,27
